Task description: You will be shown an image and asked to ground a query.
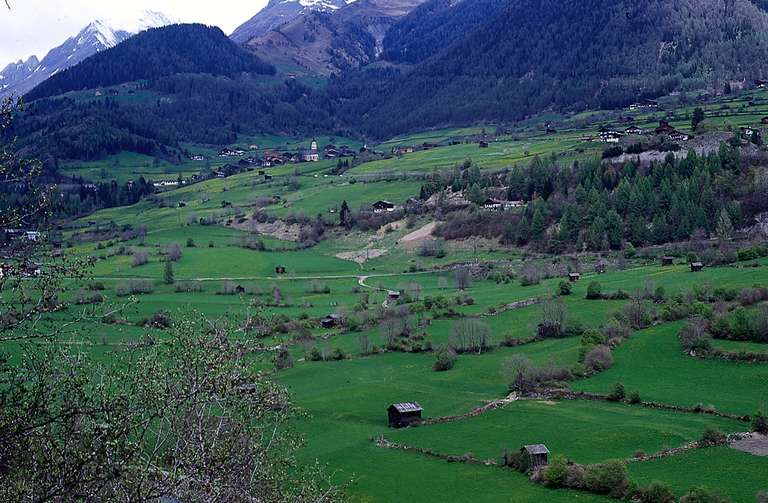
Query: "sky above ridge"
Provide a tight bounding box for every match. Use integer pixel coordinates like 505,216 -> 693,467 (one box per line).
0,0 -> 267,65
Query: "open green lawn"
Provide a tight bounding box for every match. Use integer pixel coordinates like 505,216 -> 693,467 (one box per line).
628,447 -> 768,503
389,399 -> 745,464
572,322 -> 768,416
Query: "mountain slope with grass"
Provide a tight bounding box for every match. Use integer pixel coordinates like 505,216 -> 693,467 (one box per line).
25,24 -> 275,101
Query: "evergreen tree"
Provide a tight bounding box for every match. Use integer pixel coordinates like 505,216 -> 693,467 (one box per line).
692,107 -> 706,131
164,259 -> 174,285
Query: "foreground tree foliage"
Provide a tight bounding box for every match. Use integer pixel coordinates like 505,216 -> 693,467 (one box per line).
0,317 -> 341,502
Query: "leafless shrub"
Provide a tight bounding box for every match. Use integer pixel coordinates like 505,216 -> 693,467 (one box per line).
584,345 -> 614,372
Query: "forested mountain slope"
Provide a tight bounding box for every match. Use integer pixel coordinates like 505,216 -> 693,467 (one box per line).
26,24 -> 275,101
381,0 -> 506,64
360,0 -> 768,136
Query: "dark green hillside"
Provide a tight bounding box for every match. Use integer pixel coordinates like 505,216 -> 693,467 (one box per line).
382,0 -> 506,64
25,24 -> 275,101
363,0 -> 768,136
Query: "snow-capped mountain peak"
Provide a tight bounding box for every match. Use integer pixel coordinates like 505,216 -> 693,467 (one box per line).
0,10 -> 176,100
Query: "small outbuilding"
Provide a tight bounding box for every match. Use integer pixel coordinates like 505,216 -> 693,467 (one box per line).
661,256 -> 675,266
568,272 -> 581,282
388,402 -> 423,428
388,290 -> 401,301
372,200 -> 396,213
521,444 -> 550,469
320,314 -> 342,329
691,262 -> 704,272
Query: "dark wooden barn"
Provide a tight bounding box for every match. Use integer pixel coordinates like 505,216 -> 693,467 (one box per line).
661,256 -> 675,266
521,444 -> 550,469
568,272 -> 581,282
320,314 -> 342,329
388,402 -> 423,428
691,262 -> 704,272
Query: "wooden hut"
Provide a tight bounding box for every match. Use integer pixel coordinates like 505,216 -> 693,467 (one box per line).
388,402 -> 423,428
691,262 -> 704,272
521,444 -> 550,469
388,291 -> 401,301
568,272 -> 581,282
661,256 -> 674,267
320,314 -> 342,329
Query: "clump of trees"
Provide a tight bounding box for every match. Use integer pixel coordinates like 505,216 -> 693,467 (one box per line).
449,318 -> 490,354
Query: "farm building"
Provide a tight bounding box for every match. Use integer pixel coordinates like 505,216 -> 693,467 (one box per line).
388,402 -> 423,428
655,121 -> 676,135
661,256 -> 675,266
372,200 -> 396,213
321,314 -> 342,329
625,125 -> 643,135
481,198 -> 504,210
691,262 -> 704,272
568,272 -> 581,282
388,291 -> 401,301
479,141 -> 489,148
521,444 -> 550,468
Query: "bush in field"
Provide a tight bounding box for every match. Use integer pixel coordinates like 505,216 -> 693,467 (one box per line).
138,311 -> 171,329
537,299 -> 568,338
519,262 -> 542,286
308,346 -> 323,362
454,267 -> 472,290
234,235 -> 265,250
175,281 -> 203,293
620,298 -> 656,329
699,429 -> 727,447
679,486 -> 730,503
627,391 -> 641,404
449,318 -> 490,353
504,355 -> 572,393
679,319 -> 713,355
542,455 -> 568,487
557,281 -> 572,296
186,237 -> 196,248
753,411 -> 768,434
131,250 -> 149,267
74,288 -> 104,305
607,382 -> 626,402
584,345 -> 613,372
166,243 -> 183,262
583,460 -> 631,498
307,281 -> 331,294
586,281 -> 603,299
418,239 -> 446,258
116,280 -> 154,297
638,481 -> 676,503
274,348 -> 294,371
433,346 -> 457,371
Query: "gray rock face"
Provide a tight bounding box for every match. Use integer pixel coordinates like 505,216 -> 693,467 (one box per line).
229,0 -> 348,45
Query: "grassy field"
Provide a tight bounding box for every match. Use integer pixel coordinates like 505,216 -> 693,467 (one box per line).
14,85 -> 768,502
